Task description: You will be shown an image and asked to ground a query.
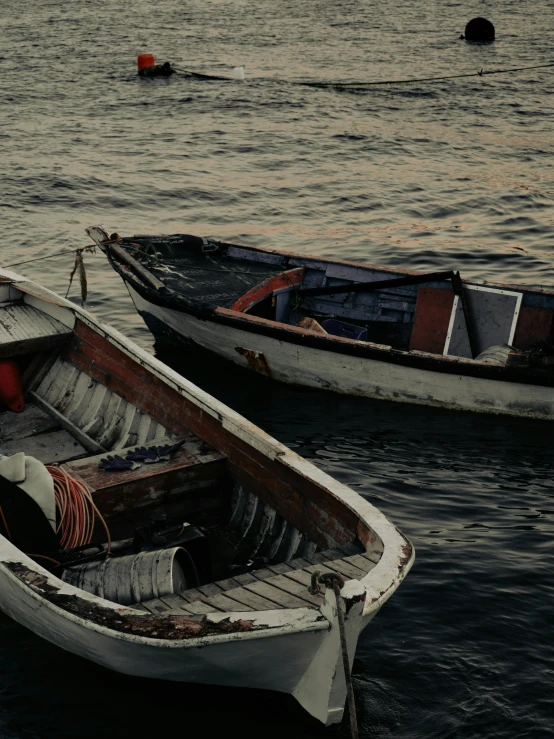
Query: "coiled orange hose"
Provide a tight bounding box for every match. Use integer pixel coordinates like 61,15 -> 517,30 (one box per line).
46,465 -> 111,552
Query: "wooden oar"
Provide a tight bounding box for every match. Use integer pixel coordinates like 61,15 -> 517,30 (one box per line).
297,270 -> 456,298
297,268 -> 481,359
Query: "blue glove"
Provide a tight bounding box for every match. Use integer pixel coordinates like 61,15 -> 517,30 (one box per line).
125,446 -> 159,463
98,455 -> 141,471
153,440 -> 185,461
126,440 -> 185,463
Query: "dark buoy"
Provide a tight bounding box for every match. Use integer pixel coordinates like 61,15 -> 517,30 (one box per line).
461,17 -> 495,42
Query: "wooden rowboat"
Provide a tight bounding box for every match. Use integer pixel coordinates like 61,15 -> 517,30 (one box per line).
0,265 -> 413,727
87,225 -> 554,421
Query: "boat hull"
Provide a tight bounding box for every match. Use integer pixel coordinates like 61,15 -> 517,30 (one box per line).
0,265 -> 414,727
129,285 -> 554,421
0,546 -> 369,726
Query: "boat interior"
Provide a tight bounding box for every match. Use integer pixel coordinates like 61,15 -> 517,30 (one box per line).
111,233 -> 554,368
0,282 -> 382,616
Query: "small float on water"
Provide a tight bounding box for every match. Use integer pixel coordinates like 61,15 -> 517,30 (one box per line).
87,225 -> 554,421
0,265 -> 413,727
136,53 -> 245,81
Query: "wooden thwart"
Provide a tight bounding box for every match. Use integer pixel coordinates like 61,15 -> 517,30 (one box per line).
0,304 -> 72,358
61,438 -> 227,520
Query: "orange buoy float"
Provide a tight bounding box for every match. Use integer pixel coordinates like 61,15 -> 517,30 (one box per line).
0,359 -> 25,413
137,53 -> 156,73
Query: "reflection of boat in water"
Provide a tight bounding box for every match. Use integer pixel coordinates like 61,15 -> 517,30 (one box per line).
88,225 -> 554,421
0,265 -> 414,726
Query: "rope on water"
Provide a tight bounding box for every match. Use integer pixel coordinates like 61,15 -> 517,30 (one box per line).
310,570 -> 359,739
172,66 -> 230,80
171,60 -> 554,89
299,61 -> 554,89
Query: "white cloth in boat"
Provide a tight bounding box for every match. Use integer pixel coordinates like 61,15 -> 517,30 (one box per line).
474,344 -> 514,366
0,453 -> 56,531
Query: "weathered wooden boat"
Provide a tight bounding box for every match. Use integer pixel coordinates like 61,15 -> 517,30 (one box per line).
86,225 -> 554,421
0,265 -> 413,727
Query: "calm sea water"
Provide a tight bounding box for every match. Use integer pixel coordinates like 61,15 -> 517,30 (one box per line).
1,1 -> 554,737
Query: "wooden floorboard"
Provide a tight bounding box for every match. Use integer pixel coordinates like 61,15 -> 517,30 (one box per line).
282,568 -> 316,588
301,561 -> 351,579
197,593 -> 252,612
319,558 -> 368,580
182,600 -> 223,615
267,562 -> 294,575
343,553 -> 380,573
1,428 -> 87,464
141,598 -> 175,615
263,574 -> 323,606
220,586 -> 285,611
242,580 -> 309,609
139,545 -> 375,614
0,403 -> 58,444
158,596 -> 197,615
195,583 -> 225,598
232,572 -> 258,585
213,576 -> 244,591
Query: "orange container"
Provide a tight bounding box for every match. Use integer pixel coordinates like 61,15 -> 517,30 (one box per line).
137,53 -> 156,72
0,359 -> 24,413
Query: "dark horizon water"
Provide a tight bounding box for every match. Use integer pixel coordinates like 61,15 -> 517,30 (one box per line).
1,1 -> 554,737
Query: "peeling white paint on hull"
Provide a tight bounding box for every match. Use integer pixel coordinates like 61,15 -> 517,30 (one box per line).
0,546 -> 367,725
129,287 -> 554,421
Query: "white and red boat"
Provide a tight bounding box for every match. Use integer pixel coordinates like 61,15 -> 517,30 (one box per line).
87,225 -> 554,421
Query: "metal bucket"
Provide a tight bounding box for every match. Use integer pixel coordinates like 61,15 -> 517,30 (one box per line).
62,547 -> 188,605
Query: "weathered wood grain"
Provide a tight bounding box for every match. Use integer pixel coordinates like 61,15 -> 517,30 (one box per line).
63,440 -> 227,520
209,586 -> 281,611
0,303 -> 72,358
0,403 -> 58,443
110,245 -> 165,291
29,391 -> 106,453
242,580 -> 310,609
1,428 -> 87,464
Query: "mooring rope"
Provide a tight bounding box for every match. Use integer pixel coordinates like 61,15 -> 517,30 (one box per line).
310,570 -> 359,739
298,61 -> 554,89
172,60 -> 554,89
3,245 -> 96,270
2,246 -> 97,303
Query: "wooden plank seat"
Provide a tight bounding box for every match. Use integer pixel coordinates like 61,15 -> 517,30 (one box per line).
137,543 -> 382,614
61,436 -> 228,524
0,303 -> 72,359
